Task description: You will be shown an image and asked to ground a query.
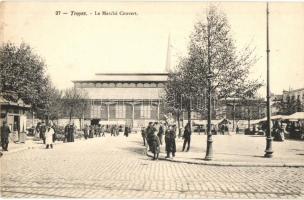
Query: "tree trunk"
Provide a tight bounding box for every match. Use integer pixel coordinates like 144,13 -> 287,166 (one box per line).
247,107 -> 251,129
187,108 -> 192,133
177,111 -> 181,136
69,106 -> 73,123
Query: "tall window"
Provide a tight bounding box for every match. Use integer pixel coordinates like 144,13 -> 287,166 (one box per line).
115,102 -> 126,119
140,104 -> 151,119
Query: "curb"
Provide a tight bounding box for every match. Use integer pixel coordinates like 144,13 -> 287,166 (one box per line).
146,152 -> 304,168
1,138 -> 82,156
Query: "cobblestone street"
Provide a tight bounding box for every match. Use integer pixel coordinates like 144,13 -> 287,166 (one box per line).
1,134 -> 304,198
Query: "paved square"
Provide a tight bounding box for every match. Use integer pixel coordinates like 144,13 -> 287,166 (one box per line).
1,134 -> 304,198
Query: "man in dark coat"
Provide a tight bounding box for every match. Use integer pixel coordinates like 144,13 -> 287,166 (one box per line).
101,125 -> 106,137
1,121 -> 11,151
89,125 -> 94,138
182,122 -> 191,152
40,122 -> 47,144
141,127 -> 147,146
157,123 -> 164,145
65,123 -> 75,142
146,122 -> 160,160
146,122 -> 157,151
68,124 -> 75,142
165,124 -> 176,158
124,125 -> 129,137
83,124 -> 89,139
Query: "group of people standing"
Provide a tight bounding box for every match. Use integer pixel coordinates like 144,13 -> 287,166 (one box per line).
108,125 -> 131,137
142,122 -> 192,160
83,124 -> 106,139
36,121 -> 56,149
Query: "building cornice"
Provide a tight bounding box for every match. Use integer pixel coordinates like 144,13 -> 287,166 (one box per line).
95,73 -> 169,76
72,80 -> 167,84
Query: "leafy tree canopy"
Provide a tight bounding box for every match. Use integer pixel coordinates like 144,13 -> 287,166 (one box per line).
0,42 -> 49,110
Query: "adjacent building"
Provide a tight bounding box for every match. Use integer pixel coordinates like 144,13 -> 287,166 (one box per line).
283,88 -> 304,103
0,95 -> 30,136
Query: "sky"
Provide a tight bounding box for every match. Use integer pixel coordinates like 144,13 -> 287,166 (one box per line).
1,1 -> 304,96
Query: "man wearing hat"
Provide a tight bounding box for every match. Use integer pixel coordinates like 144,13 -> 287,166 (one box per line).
1,121 -> 11,151
165,124 -> 177,158
40,121 -> 47,144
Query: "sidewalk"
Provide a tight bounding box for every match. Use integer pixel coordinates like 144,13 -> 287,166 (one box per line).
0,137 -> 41,155
0,136 -> 82,155
147,134 -> 304,167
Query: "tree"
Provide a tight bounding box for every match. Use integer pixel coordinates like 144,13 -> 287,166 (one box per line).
43,80 -> 63,121
62,87 -> 89,129
188,6 -> 262,100
187,6 -> 262,159
0,42 -> 49,110
164,58 -> 205,136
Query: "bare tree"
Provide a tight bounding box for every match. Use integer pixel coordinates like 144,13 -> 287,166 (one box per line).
62,87 -> 89,129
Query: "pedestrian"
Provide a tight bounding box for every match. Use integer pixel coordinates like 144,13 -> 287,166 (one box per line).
40,121 -> 47,144
141,127 -> 147,146
1,121 -> 11,151
146,122 -> 157,152
182,122 -> 191,152
146,124 -> 160,160
165,124 -> 176,158
64,124 -> 69,142
35,122 -> 41,139
110,125 -> 115,136
101,125 -> 105,137
124,125 -> 129,137
116,125 -> 119,136
98,125 -> 102,137
69,123 -> 75,142
52,125 -> 57,143
157,122 -> 164,145
236,125 -> 240,134
45,122 -> 55,149
83,124 -> 89,140
65,122 -> 75,142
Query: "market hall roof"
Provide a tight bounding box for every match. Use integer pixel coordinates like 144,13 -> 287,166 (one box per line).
72,73 -> 169,83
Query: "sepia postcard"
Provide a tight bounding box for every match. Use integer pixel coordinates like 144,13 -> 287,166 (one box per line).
0,1 -> 303,199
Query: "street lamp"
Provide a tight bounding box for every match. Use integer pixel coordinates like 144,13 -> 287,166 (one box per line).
264,2 -> 273,158
205,72 -> 213,160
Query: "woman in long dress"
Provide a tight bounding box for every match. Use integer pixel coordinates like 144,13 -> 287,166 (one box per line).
45,123 -> 55,149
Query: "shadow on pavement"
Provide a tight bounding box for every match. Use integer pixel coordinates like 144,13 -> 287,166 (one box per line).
120,146 -> 147,156
247,135 -> 265,137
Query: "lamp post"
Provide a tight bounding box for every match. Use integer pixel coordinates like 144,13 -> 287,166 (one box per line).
205,72 -> 213,160
264,2 -> 273,158
205,19 -> 213,160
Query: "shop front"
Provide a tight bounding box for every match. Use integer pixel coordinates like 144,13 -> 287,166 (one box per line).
0,96 -> 31,143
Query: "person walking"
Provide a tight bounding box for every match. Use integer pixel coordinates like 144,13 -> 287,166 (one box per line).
65,123 -> 75,142
101,125 -> 105,137
1,121 -> 11,151
88,125 -> 93,138
69,123 -> 75,142
141,127 -> 147,146
124,125 -> 129,137
40,122 -> 47,144
45,122 -> 55,149
157,123 -> 164,145
182,122 -> 191,152
110,125 -> 114,136
83,124 -> 89,139
146,122 -> 160,160
165,124 -> 176,158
